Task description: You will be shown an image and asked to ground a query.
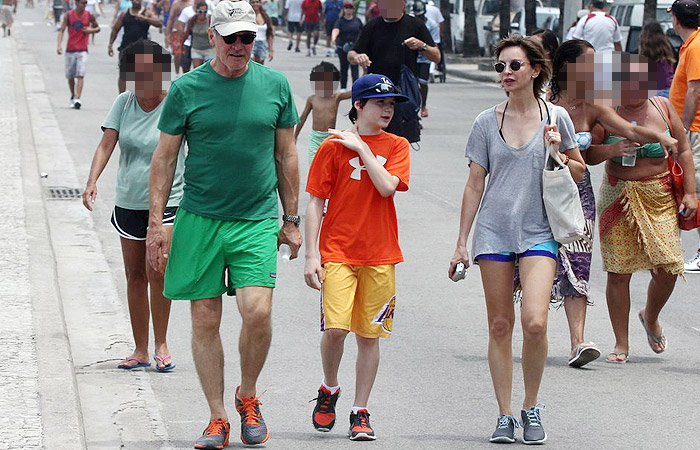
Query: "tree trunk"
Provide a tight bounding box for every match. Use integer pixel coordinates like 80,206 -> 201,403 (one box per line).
644,0 -> 657,25
559,1 -> 566,41
525,0 -> 537,35
462,0 -> 480,56
440,0 -> 452,53
500,0 -> 511,39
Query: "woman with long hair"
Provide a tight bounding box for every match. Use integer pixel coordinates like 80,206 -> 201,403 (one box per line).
530,28 -> 558,68
83,40 -> 185,372
596,54 -> 696,363
639,20 -> 676,98
544,39 -> 679,367
183,0 -> 214,68
449,35 -> 585,444
251,0 -> 274,64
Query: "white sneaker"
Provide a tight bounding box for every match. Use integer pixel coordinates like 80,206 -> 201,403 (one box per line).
684,251 -> 700,272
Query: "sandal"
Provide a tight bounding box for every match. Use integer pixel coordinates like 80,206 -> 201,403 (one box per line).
605,352 -> 629,364
568,342 -> 601,368
638,310 -> 667,354
154,354 -> 176,372
117,357 -> 151,370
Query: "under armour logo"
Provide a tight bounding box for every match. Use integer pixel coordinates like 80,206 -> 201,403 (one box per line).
349,155 -> 387,180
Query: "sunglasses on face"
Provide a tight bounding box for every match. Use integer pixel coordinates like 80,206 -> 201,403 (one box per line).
357,82 -> 399,96
220,32 -> 256,45
494,60 -> 527,73
343,4 -> 354,8
196,9 -> 207,13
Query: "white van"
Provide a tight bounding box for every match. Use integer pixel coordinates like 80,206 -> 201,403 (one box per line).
449,0 -> 558,55
607,0 -> 677,52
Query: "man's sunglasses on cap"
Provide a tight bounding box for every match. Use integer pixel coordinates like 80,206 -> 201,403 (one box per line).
221,32 -> 256,45
494,60 -> 527,73
357,82 -> 400,96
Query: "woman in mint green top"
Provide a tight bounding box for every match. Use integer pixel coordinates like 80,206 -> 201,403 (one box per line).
82,40 -> 183,372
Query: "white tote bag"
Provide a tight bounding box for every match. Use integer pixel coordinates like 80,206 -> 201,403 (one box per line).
542,108 -> 586,244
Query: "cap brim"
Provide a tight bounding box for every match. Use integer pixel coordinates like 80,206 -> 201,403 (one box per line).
214,22 -> 258,36
353,93 -> 410,103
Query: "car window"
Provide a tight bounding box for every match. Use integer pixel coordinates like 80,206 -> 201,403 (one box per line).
656,8 -> 672,24
623,6 -> 633,26
482,0 -> 499,15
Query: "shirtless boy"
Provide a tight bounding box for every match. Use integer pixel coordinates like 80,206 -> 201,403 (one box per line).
295,61 -> 351,163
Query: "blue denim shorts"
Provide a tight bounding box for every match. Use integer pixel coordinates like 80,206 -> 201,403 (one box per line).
475,240 -> 559,263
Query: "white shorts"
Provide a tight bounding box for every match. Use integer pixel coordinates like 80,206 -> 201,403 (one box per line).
190,47 -> 214,61
65,51 -> 88,79
0,5 -> 13,26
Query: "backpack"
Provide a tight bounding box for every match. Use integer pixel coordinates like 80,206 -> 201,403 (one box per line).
392,64 -> 422,146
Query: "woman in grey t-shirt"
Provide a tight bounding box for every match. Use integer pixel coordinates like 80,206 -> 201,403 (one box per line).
448,35 -> 584,444
82,40 -> 184,373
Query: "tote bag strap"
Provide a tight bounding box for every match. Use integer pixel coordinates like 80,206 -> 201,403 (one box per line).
545,105 -> 562,167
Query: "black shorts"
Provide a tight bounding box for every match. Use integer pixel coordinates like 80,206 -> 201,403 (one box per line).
111,206 -> 178,241
304,22 -> 320,33
287,21 -> 301,33
324,21 -> 334,36
417,63 -> 430,84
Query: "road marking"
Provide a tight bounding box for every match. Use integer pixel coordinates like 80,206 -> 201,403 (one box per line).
21,22 -> 35,26
691,327 -> 700,334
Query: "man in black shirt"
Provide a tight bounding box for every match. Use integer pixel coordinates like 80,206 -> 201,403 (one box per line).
347,0 -> 440,86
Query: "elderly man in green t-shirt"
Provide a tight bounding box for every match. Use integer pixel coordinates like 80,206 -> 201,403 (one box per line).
146,1 -> 301,448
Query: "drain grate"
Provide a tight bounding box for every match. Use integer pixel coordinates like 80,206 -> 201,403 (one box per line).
46,186 -> 83,200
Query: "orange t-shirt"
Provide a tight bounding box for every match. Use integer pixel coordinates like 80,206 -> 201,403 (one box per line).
670,28 -> 700,132
306,131 -> 410,266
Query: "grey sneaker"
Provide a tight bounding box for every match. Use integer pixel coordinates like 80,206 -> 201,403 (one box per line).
521,405 -> 547,445
490,414 -> 518,443
234,386 -> 270,445
194,419 -> 230,449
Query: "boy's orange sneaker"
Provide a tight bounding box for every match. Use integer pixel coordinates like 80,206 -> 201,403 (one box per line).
311,385 -> 340,432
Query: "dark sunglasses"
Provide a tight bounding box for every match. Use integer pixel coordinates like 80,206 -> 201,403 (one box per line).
221,32 -> 256,45
494,60 -> 527,73
357,82 -> 399,96
343,4 -> 354,8
196,9 -> 207,13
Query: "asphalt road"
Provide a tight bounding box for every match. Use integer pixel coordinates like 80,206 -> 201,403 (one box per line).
9,4 -> 700,449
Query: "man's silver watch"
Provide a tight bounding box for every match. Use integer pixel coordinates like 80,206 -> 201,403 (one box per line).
282,214 -> 301,226
420,43 -> 428,52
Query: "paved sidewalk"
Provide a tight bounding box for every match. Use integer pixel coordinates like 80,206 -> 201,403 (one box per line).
0,34 -> 44,450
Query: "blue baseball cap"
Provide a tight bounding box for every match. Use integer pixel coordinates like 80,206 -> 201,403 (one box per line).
351,74 -> 409,103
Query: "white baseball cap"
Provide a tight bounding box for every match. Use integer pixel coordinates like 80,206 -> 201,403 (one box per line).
211,1 -> 257,36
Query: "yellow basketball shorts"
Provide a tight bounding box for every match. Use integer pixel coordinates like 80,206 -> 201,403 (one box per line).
320,262 -> 396,338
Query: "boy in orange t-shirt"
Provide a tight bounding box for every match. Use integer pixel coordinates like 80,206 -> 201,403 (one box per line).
304,74 -> 410,441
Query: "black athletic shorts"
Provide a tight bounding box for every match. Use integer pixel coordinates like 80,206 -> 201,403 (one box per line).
417,63 -> 430,84
288,21 -> 301,33
111,206 -> 178,241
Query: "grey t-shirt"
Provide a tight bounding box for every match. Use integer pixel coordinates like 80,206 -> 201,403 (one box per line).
465,103 -> 577,259
102,91 -> 185,210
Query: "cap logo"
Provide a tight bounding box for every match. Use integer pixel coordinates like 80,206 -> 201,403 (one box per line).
380,76 -> 392,85
228,7 -> 245,16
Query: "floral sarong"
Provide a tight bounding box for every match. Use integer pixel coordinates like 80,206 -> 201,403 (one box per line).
597,171 -> 684,276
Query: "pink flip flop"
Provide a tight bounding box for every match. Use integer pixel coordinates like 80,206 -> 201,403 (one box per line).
117,357 -> 151,370
154,354 -> 176,372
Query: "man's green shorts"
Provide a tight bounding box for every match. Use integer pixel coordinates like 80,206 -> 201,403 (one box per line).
163,209 -> 278,300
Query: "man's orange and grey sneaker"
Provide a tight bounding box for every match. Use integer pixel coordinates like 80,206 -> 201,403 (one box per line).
311,385 -> 340,431
194,418 -> 230,449
234,386 -> 270,445
348,410 -> 376,441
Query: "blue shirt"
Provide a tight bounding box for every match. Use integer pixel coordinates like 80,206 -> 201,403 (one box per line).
324,0 -> 342,26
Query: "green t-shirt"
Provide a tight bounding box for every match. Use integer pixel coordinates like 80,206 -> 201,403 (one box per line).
102,91 -> 185,210
158,61 -> 300,221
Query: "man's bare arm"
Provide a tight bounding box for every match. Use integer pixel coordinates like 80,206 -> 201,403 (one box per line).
682,80 -> 700,129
